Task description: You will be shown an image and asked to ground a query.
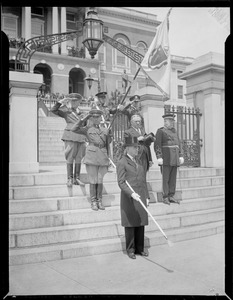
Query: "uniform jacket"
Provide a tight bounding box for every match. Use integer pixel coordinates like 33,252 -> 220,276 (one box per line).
124,127 -> 152,171
154,127 -> 183,166
51,102 -> 87,143
71,119 -> 112,166
117,154 -> 149,227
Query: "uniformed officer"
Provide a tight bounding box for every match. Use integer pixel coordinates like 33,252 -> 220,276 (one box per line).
118,95 -> 144,125
51,93 -> 86,187
124,114 -> 154,175
117,136 -> 149,259
154,113 -> 184,205
71,109 -> 112,211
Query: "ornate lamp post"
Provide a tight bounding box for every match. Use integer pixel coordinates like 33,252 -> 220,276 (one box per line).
84,74 -> 101,92
82,7 -> 104,59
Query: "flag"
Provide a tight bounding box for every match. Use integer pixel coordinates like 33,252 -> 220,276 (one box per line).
141,9 -> 172,98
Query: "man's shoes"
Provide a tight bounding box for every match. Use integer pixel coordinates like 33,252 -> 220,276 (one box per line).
67,178 -> 73,187
136,251 -> 149,257
128,253 -> 136,259
163,198 -> 170,205
169,196 -> 180,204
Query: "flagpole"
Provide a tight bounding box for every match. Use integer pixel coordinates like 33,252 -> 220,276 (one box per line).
107,66 -> 141,130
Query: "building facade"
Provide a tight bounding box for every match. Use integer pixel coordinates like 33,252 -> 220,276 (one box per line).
3,6 -> 194,105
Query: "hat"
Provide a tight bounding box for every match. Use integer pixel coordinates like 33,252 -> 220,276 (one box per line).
124,136 -> 138,147
129,95 -> 140,102
64,93 -> 83,102
89,109 -> 103,117
95,92 -> 107,98
162,113 -> 175,120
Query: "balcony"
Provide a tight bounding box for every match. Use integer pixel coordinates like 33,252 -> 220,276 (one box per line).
67,46 -> 85,58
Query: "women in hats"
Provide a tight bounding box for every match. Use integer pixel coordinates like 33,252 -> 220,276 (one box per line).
154,113 -> 184,205
51,93 -> 87,187
71,108 -> 112,211
116,136 -> 150,259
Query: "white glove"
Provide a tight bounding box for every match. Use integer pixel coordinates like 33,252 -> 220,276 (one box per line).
146,198 -> 150,206
179,157 -> 184,165
137,136 -> 144,141
117,104 -> 124,111
131,192 -> 141,201
157,158 -> 163,166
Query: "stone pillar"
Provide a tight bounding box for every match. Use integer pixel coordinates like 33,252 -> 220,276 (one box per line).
60,7 -> 67,55
9,72 -> 43,173
136,86 -> 168,167
21,7 -> 31,40
52,7 -> 59,54
180,52 -> 225,168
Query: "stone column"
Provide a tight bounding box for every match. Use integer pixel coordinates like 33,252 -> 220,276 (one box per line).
9,72 -> 43,173
21,7 -> 31,40
52,7 -> 59,54
180,52 -> 225,168
60,7 -> 67,55
136,86 -> 168,167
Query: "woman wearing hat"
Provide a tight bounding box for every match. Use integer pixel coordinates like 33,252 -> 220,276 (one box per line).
154,113 -> 184,205
71,109 -> 112,211
117,136 -> 149,259
51,93 -> 87,187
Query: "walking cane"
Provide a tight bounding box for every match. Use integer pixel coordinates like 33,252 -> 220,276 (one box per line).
125,180 -> 174,247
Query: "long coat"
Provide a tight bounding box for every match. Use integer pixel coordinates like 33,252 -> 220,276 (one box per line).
124,127 -> 152,172
51,102 -> 86,143
117,155 -> 149,227
71,120 -> 112,166
154,127 -> 183,166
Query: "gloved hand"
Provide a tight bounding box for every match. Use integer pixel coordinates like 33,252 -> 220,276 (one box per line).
146,198 -> 150,206
58,98 -> 69,106
131,192 -> 141,201
137,136 -> 144,141
179,157 -> 184,165
157,158 -> 163,166
117,104 -> 124,111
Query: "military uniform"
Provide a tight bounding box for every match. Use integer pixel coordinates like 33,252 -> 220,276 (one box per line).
51,94 -> 87,186
121,95 -> 144,126
154,114 -> 183,204
117,136 -> 149,259
71,109 -> 112,211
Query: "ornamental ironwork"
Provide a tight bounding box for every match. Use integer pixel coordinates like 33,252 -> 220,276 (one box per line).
164,105 -> 202,167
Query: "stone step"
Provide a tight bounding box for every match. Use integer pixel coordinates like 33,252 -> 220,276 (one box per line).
9,220 -> 224,265
9,167 -> 224,187
9,175 -> 224,199
9,197 -> 224,230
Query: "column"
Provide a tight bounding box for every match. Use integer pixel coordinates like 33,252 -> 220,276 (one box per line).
60,7 -> 67,55
21,7 -> 31,40
9,71 -> 43,173
52,7 -> 59,54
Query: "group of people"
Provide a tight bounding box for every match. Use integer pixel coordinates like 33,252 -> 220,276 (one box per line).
51,92 -> 184,259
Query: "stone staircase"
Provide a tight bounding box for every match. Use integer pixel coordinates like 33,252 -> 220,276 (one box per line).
39,116 -> 66,165
9,166 -> 224,265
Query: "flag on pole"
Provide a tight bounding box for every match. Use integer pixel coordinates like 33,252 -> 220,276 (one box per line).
141,8 -> 172,98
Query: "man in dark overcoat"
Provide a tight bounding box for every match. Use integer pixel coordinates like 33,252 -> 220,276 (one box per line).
71,109 -> 112,211
51,93 -> 87,187
154,113 -> 184,205
117,136 -> 150,259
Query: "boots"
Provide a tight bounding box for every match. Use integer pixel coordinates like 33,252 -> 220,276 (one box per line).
66,163 -> 73,187
73,163 -> 85,186
90,184 -> 98,211
96,183 -> 105,210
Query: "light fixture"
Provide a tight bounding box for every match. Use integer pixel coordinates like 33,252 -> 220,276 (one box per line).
84,74 -> 94,90
82,7 -> 104,59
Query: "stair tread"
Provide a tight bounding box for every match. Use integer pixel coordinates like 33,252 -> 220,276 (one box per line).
9,220 -> 225,254
9,205 -> 225,233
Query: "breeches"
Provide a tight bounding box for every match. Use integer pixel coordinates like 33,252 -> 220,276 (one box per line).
64,141 -> 86,163
161,165 -> 177,198
85,165 -> 108,184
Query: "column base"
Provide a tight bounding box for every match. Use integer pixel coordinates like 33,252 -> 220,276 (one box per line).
10,162 -> 39,174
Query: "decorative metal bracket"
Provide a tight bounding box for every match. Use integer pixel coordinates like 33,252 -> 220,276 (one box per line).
14,30 -> 80,72
103,34 -> 144,65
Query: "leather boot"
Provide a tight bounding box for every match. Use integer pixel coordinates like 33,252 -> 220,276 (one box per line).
73,163 -> 85,186
66,163 -> 73,187
96,183 -> 105,210
90,184 -> 98,211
